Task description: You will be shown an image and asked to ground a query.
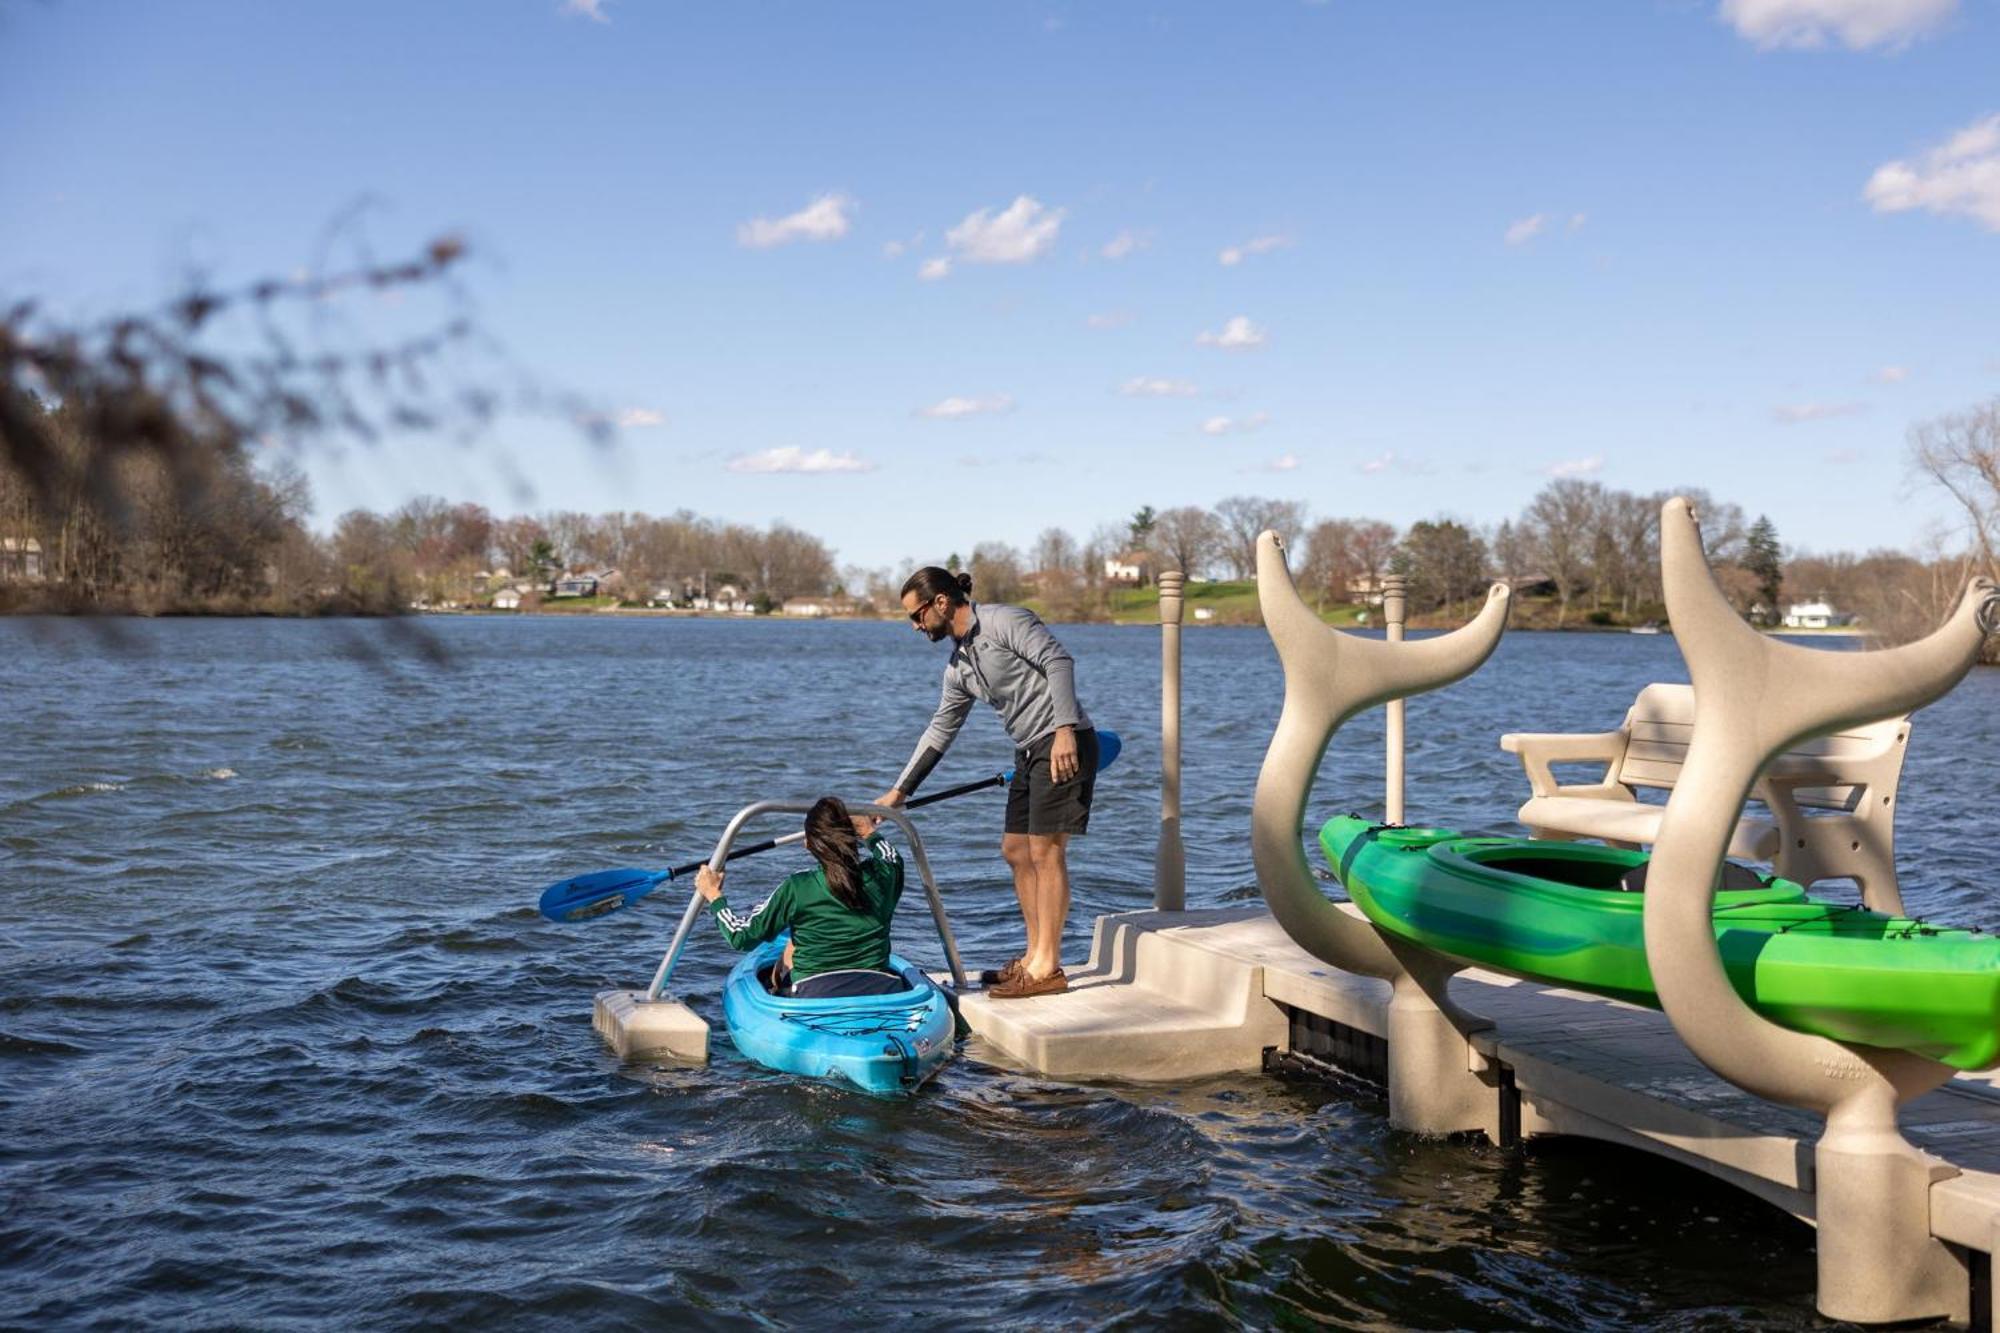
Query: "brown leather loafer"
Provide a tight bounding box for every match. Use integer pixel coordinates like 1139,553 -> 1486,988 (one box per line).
978,957 -> 1025,987
989,967 -> 1067,1000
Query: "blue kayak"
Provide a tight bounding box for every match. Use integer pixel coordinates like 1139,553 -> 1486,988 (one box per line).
720,938 -> 957,1096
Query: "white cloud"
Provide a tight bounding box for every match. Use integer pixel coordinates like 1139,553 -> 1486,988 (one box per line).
736,193 -> 855,249
918,257 -> 953,282
617,408 -> 665,428
1864,114 -> 2000,231
1258,452 -> 1302,473
1218,234 -> 1290,266
559,0 -> 609,22
1101,230 -> 1146,261
1505,213 -> 1548,246
1196,315 -> 1267,350
918,393 -> 1016,420
882,230 -> 925,259
1358,452 -> 1396,474
1827,447 -> 1864,463
1773,401 -> 1867,423
945,195 -> 1065,263
1876,365 -> 1909,383
1087,311 -> 1134,330
727,446 -> 875,474
1120,377 -> 1198,397
1545,455 -> 1603,478
1568,212 -> 1589,232
1202,412 -> 1271,436
1719,0 -> 1956,50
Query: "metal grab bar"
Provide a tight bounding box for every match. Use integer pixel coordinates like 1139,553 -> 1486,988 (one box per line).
645,800 -> 967,1000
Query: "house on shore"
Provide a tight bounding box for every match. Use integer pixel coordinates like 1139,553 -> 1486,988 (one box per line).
1,536 -> 44,583
781,595 -> 858,618
553,569 -> 621,599
1782,599 -> 1853,629
1103,551 -> 1148,585
690,583 -> 753,613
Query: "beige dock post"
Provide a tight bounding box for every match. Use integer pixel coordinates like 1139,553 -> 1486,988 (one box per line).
1155,571 -> 1187,912
1251,531 -> 1514,1135
1382,572 -> 1407,825
1647,496 -> 1998,1325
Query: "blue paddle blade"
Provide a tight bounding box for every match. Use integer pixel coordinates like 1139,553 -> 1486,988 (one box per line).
538,867 -> 670,923
1097,728 -> 1122,770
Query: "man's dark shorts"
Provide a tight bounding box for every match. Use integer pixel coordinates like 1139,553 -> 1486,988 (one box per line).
1005,727 -> 1098,836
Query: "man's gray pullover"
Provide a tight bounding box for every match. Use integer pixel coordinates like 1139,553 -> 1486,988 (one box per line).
893,602 -> 1093,795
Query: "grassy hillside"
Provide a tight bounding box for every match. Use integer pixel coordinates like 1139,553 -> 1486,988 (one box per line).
1020,581 -> 1369,627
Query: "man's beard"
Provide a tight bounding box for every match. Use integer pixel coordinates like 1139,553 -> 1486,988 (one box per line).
925,614 -> 952,643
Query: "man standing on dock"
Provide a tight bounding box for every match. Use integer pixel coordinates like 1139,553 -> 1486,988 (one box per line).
875,566 -> 1097,999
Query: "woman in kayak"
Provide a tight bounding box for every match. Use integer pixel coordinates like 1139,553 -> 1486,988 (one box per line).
695,795 -> 909,998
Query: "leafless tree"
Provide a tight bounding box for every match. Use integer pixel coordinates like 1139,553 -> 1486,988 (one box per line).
1153,504 -> 1222,578
1213,495 -> 1307,579
1524,478 -> 1606,627
1347,519 -> 1397,591
1909,398 -> 2000,574
1298,518 -> 1360,610
969,541 -> 1026,603
1677,487 -> 1748,564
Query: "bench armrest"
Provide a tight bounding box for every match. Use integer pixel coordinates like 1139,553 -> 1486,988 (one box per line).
1499,730 -> 1629,799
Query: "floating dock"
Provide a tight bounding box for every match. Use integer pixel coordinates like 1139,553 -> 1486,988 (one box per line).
960,903 -> 2000,1327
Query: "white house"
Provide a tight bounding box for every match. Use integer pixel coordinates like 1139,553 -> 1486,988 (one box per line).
1103,552 -> 1145,585
1,536 -> 44,582
782,596 -> 858,618
492,588 -> 523,610
1782,599 -> 1851,629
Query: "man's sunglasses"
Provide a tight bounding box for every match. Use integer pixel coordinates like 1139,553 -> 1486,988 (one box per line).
908,596 -> 941,624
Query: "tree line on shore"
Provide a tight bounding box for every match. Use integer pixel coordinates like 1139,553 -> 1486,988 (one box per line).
3,380 -> 1995,662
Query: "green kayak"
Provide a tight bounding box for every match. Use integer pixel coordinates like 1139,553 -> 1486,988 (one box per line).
1319,815 -> 2000,1071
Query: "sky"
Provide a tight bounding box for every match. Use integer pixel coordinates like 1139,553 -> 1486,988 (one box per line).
3,0 -> 1997,573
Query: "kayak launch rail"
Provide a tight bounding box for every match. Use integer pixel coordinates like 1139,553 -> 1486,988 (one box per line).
646,800 -> 967,1002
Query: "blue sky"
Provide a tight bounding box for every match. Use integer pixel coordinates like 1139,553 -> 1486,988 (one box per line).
3,0 -> 1997,571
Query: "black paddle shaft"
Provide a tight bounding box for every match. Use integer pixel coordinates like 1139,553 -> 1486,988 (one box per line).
659,772 -> 1007,882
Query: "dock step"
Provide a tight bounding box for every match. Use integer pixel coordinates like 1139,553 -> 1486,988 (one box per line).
956,907 -> 1290,1080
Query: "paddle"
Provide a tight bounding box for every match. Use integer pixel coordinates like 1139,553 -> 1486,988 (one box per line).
537,728 -> 1122,924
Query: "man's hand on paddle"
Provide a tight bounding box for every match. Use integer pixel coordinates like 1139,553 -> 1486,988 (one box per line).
1050,726 -> 1080,784
695,864 -> 725,902
861,788 -> 905,833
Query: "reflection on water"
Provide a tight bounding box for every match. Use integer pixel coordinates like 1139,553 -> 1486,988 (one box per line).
1,617 -> 1991,1326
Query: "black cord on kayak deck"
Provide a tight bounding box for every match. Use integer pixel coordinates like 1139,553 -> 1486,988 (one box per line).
779,1006 -> 929,1037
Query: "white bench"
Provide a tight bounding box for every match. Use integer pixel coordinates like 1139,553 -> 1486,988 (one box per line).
1499,682 -> 1912,914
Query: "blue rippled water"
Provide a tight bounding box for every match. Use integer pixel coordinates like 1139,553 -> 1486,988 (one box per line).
2,616 -> 1994,1328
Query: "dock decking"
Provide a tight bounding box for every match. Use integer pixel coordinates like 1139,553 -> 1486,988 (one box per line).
958,905 -> 2000,1323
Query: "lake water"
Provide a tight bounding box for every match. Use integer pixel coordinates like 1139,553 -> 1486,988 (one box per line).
3,616 -> 1996,1328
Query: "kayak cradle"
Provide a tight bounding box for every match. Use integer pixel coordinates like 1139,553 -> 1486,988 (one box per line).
1320,815 -> 2000,1071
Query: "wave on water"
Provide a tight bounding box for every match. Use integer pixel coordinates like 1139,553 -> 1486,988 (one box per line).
0,1031 -> 84,1057
47,780 -> 126,798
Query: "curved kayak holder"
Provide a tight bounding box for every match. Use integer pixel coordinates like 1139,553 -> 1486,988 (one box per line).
592,801 -> 966,1066
1251,528 -> 1514,1134
1648,495 -> 1998,1325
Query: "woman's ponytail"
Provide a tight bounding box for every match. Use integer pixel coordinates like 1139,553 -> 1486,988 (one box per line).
804,796 -> 866,911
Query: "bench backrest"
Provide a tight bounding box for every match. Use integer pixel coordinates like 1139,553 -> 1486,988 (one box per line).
1615,682 -> 1906,811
